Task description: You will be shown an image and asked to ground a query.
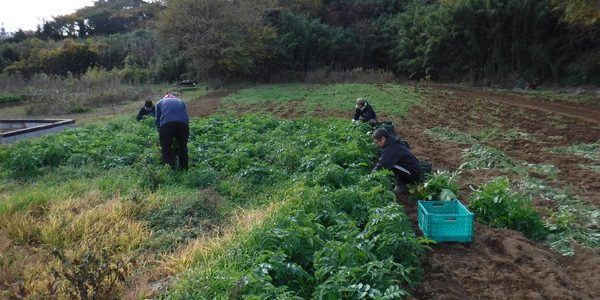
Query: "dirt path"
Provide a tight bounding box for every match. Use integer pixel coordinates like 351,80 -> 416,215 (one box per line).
439,85 -> 600,125
186,89 -> 233,117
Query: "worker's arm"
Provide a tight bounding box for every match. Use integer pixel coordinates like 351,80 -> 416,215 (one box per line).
353,108 -> 361,120
136,108 -> 144,122
377,147 -> 398,170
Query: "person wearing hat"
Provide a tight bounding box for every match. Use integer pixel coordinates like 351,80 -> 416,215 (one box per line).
352,97 -> 378,126
155,92 -> 189,170
371,128 -> 421,195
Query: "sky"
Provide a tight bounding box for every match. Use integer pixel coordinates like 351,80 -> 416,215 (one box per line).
0,0 -> 95,33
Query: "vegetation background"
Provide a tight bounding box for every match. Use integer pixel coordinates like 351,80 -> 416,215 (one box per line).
1,0 -> 599,88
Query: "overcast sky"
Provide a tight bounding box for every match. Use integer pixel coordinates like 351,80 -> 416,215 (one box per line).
0,0 -> 95,32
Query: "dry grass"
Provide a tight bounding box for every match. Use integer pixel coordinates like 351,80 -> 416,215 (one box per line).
162,201 -> 281,273
0,195 -> 153,299
0,73 -> 162,116
121,201 -> 283,299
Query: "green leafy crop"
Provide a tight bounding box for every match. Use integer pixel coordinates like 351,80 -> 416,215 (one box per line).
410,170 -> 460,201
469,177 -> 547,240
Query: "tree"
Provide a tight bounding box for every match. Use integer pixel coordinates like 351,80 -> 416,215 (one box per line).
35,0 -> 165,39
390,0 -> 578,84
4,38 -> 99,78
266,11 -> 358,71
158,0 -> 276,82
44,39 -> 100,76
550,0 -> 600,26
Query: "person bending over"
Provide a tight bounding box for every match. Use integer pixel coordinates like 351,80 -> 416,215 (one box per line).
352,97 -> 378,126
136,100 -> 155,121
155,93 -> 189,170
371,128 -> 421,194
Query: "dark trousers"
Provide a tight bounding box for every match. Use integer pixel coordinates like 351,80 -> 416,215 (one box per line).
159,122 -> 189,170
393,169 -> 420,193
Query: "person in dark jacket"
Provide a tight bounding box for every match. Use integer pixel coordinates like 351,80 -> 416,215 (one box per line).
155,93 -> 189,170
136,100 -> 155,121
352,97 -> 378,126
372,128 -> 421,194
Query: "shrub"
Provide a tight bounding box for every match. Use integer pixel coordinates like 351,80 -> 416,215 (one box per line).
0,94 -> 25,104
51,247 -> 134,300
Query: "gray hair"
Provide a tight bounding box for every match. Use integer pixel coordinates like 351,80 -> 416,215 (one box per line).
372,128 -> 390,141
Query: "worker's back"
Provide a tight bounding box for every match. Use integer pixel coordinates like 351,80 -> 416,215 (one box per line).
155,97 -> 189,128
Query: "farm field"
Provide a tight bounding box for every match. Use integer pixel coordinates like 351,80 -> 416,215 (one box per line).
0,83 -> 599,299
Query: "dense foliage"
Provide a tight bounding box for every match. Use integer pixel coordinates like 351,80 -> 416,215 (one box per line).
1,0 -> 599,84
0,115 -> 428,298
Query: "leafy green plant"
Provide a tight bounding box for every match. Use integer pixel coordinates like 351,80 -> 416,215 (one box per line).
410,170 -> 460,201
469,177 -> 547,240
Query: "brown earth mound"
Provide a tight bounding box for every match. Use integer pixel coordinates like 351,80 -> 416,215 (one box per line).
411,222 -> 600,299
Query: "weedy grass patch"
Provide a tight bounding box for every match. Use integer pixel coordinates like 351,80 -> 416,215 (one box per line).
459,143 -> 558,178
0,196 -> 151,299
425,126 -> 536,146
425,127 -> 558,180
178,85 -> 208,100
424,127 -> 478,144
472,127 -> 535,144
518,177 -> 600,255
222,83 -> 422,116
509,88 -> 600,105
547,142 -> 600,161
580,164 -> 600,172
461,144 -> 517,170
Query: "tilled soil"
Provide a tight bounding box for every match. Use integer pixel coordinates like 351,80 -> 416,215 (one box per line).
396,84 -> 600,299
190,84 -> 600,300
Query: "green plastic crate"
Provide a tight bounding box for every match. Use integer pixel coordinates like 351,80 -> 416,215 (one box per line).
418,200 -> 473,242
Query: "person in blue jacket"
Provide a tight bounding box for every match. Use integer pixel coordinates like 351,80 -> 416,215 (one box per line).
372,128 -> 421,194
155,93 -> 189,170
352,97 -> 378,126
136,100 -> 155,121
